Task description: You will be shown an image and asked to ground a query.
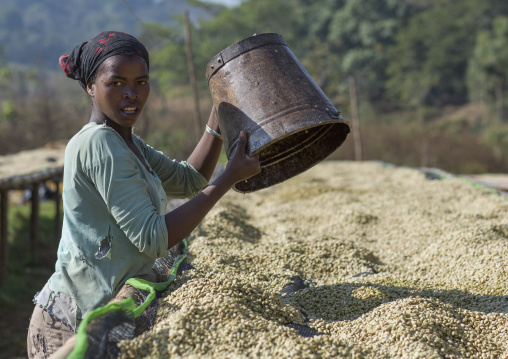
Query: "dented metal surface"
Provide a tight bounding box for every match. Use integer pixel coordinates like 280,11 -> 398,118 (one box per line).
206,33 -> 350,193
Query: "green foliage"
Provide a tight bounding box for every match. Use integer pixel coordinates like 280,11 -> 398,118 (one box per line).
141,0 -> 302,97
287,0 -> 346,96
2,0 -> 508,111
5,0 -> 507,110
1,100 -> 17,122
467,16 -> 508,121
326,0 -> 413,100
328,0 -> 409,63
139,23 -> 190,97
0,0 -> 507,171
387,0 -> 508,107
0,0 -> 203,68
199,0 -> 298,45
192,0 -> 302,76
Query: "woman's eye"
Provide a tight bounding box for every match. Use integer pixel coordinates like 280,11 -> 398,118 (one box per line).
112,81 -> 122,87
138,80 -> 148,86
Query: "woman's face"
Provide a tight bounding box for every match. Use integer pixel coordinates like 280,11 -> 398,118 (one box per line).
87,54 -> 150,129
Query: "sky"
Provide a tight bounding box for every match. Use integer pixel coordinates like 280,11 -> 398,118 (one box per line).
201,0 -> 244,7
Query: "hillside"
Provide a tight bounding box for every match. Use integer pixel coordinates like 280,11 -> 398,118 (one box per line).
0,0 -> 214,69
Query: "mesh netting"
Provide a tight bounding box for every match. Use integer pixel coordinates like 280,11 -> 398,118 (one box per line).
132,289 -> 158,337
85,309 -> 135,358
152,241 -> 183,282
67,240 -> 190,359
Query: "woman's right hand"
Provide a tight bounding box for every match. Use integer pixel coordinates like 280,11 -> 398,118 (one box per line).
222,131 -> 261,185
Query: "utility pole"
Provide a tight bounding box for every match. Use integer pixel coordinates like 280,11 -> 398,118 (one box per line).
184,10 -> 202,142
349,75 -> 362,161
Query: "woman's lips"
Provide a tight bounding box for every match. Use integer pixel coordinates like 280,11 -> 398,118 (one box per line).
122,106 -> 137,114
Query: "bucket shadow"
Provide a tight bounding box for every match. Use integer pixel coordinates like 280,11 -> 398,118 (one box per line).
196,202 -> 262,244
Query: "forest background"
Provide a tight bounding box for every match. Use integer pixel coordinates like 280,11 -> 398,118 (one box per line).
1,0 -> 508,173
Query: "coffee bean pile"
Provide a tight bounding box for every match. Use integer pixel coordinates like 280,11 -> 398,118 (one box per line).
119,161 -> 508,358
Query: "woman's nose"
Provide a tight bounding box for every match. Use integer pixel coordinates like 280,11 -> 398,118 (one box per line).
123,86 -> 137,99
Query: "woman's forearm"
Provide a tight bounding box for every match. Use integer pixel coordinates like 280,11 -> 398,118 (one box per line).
165,131 -> 261,249
165,173 -> 233,248
187,107 -> 223,181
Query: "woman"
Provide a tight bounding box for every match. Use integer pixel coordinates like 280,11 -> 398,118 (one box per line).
27,31 -> 260,358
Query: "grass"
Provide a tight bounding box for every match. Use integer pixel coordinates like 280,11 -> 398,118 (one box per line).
0,198 -> 61,359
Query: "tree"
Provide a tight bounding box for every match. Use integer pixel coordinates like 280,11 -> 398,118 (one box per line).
139,22 -> 191,97
467,16 -> 508,123
196,0 -> 300,60
386,0 -> 508,108
142,0 -> 301,97
288,0 -> 346,97
322,0 -> 415,159
327,0 -> 414,102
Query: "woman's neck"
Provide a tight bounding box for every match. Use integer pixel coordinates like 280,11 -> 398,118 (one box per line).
89,110 -> 133,141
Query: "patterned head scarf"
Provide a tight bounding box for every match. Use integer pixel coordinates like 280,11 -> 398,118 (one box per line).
59,31 -> 149,90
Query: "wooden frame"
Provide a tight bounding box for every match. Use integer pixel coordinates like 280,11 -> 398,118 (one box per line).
0,167 -> 63,285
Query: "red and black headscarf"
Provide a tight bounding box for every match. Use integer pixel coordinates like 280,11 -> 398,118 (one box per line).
59,31 -> 149,90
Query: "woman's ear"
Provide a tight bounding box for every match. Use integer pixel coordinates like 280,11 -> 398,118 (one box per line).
86,82 -> 95,97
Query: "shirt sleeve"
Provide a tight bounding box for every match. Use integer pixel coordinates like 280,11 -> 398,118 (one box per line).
133,135 -> 209,198
82,129 -> 168,258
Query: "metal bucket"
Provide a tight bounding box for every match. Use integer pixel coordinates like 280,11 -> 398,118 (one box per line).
205,33 -> 350,193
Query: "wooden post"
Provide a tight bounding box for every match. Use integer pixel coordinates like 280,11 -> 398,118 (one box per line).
184,10 -> 202,142
0,190 -> 8,285
54,180 -> 61,241
496,77 -> 504,123
30,183 -> 40,263
349,75 -> 362,161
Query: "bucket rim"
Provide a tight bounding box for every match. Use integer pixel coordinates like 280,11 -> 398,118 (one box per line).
205,33 -> 287,82
226,116 -> 350,159
232,120 -> 350,193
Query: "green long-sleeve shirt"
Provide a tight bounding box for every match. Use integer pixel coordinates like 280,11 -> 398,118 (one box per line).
46,123 -> 208,318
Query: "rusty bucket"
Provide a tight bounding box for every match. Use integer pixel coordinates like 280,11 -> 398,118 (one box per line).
205,33 -> 350,193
